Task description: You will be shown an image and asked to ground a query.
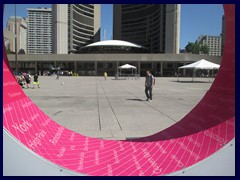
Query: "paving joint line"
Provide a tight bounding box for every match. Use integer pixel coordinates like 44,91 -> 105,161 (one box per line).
95,78 -> 102,131
97,79 -> 123,131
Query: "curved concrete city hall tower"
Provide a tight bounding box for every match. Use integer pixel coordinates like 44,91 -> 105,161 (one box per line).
52,4 -> 100,54
113,4 -> 180,54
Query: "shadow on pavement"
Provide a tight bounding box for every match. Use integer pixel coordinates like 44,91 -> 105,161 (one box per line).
126,98 -> 144,101
171,80 -> 212,83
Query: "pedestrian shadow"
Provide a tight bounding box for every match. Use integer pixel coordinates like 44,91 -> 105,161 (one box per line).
172,80 -> 211,83
126,98 -> 144,101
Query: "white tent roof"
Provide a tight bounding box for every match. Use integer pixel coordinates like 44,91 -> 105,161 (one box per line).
86,40 -> 142,48
179,59 -> 220,69
118,64 -> 137,69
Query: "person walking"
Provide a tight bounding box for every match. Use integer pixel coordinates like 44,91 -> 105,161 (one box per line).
104,71 -> 108,80
56,71 -> 60,80
145,70 -> 155,101
32,73 -> 40,88
25,72 -> 31,89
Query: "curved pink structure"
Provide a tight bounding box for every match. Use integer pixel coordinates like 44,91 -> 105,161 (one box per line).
3,5 -> 235,176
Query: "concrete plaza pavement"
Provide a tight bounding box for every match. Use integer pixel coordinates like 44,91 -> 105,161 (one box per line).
23,76 -> 213,140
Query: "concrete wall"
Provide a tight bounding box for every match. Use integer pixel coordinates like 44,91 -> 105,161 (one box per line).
7,53 -> 222,64
94,4 -> 101,42
52,4 -> 68,54
165,4 -> 181,54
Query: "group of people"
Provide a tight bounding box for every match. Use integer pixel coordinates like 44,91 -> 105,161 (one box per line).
15,72 -> 40,89
15,70 -> 154,100
56,71 -> 74,80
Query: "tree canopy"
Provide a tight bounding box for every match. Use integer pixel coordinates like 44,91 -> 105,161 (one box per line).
185,42 -> 209,55
6,48 -> 15,54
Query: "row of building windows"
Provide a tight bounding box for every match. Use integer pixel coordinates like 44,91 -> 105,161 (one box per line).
28,39 -> 52,42
28,17 -> 52,19
81,4 -> 94,9
28,29 -> 51,31
72,24 -> 94,35
28,13 -> 51,15
28,38 -> 52,40
72,34 -> 93,43
74,4 -> 94,13
28,17 -> 51,20
28,33 -> 52,36
122,4 -> 147,11
122,4 -> 158,15
28,41 -> 52,44
204,41 -> 221,43
72,19 -> 94,31
28,37 -> 52,40
28,48 -> 52,50
72,29 -> 93,40
122,20 -> 161,34
73,5 -> 94,18
28,50 -> 52,53
28,22 -> 51,25
28,27 -> 52,30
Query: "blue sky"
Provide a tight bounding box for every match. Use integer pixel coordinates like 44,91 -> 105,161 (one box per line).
3,4 -> 223,49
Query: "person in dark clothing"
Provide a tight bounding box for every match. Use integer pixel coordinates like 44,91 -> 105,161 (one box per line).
25,73 -> 31,89
145,70 -> 155,101
56,71 -> 60,79
32,74 -> 40,88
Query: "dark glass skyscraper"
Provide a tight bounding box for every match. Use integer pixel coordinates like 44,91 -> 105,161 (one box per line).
113,4 -> 180,54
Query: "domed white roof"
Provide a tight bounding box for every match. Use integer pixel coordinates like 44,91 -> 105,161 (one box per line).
86,40 -> 142,48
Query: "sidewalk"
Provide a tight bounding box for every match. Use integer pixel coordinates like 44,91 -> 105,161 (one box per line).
23,76 -> 212,140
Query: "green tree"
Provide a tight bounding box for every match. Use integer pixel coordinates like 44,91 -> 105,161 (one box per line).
6,48 -> 15,54
192,42 -> 200,54
200,44 -> 209,55
185,42 -> 194,53
185,41 -> 209,55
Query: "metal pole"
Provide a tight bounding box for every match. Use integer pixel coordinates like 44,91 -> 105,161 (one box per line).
208,69 -> 210,82
211,68 -> 214,82
192,69 -> 194,82
15,4 -> 18,74
177,68 -> 179,81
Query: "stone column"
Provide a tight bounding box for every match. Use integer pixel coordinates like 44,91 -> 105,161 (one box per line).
35,61 -> 37,74
95,61 -> 98,76
74,61 -> 77,73
116,61 -> 119,75
160,62 -> 163,76
138,61 -> 141,75
183,63 -> 186,76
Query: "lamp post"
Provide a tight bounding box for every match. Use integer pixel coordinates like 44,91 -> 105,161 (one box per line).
15,4 -> 18,74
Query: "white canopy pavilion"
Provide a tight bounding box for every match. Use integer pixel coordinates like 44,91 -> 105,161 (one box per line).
117,64 -> 137,79
118,64 -> 137,69
178,59 -> 220,81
